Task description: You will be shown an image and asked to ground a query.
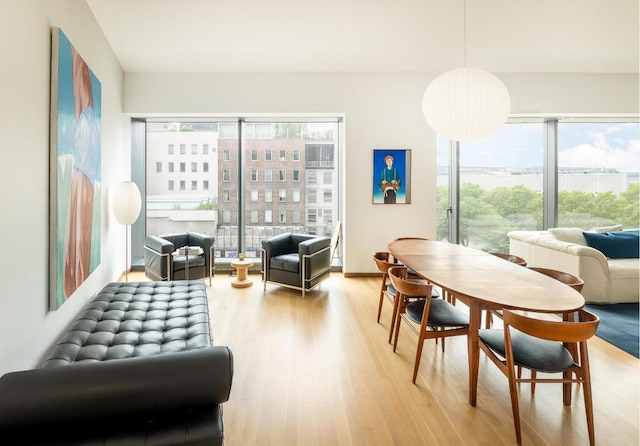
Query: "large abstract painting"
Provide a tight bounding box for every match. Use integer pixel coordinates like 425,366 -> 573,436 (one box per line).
50,27 -> 101,310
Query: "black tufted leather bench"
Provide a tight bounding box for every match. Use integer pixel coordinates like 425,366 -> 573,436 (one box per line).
0,280 -> 233,445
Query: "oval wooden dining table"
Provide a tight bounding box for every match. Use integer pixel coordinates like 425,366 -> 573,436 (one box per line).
388,239 -> 585,406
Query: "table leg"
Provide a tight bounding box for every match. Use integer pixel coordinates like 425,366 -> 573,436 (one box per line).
468,299 -> 481,406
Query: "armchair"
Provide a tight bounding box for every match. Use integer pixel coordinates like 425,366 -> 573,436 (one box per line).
261,233 -> 331,297
144,232 -> 215,284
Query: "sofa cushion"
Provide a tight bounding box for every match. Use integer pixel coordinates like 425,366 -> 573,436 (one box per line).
583,230 -> 640,259
549,227 -> 586,246
270,253 -> 300,273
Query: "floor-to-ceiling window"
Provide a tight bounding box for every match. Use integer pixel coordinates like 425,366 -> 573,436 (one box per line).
142,118 -> 342,267
438,117 -> 639,251
558,121 -> 639,230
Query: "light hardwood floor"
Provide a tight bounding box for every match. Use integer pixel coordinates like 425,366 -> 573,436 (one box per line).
128,271 -> 639,445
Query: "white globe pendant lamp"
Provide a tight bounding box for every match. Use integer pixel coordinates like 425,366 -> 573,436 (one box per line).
422,2 -> 511,142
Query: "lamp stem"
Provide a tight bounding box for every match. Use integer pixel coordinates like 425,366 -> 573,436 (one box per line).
125,224 -> 130,282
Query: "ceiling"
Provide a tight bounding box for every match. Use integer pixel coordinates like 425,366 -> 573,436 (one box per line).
87,0 -> 639,74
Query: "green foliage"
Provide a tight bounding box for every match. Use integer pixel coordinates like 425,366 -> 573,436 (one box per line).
441,182 -> 639,252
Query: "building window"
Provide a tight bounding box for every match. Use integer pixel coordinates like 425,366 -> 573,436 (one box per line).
180,180 -> 185,191
292,189 -> 300,202
251,189 -> 258,202
168,162 -> 174,173
279,170 -> 286,182
168,144 -> 174,155
223,210 -> 231,224
307,170 -> 317,184
191,144 -> 197,154
324,190 -> 332,203
279,210 -> 286,223
279,149 -> 286,161
203,180 -> 209,190
265,150 -> 272,161
251,169 -> 258,182
265,210 -> 272,223
180,162 -> 185,173
265,189 -> 272,202
251,149 -> 258,161
292,210 -> 301,223
307,189 -> 317,203
203,144 -> 209,155
293,170 -> 300,182
191,162 -> 197,173
156,162 -> 162,173
323,171 -> 332,184
223,190 -> 230,202
168,180 -> 174,190
180,144 -> 186,155
279,189 -> 286,202
223,169 -> 230,182
192,180 -> 198,191
293,150 -> 300,161
265,170 -> 273,182
223,150 -> 230,161
307,209 -> 317,224
203,162 -> 209,173
251,210 -> 259,223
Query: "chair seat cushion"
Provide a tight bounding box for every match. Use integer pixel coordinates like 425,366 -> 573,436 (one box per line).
479,328 -> 574,372
172,254 -> 206,269
270,253 -> 300,273
406,299 -> 469,327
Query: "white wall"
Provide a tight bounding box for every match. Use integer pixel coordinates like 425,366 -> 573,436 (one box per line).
124,71 -> 639,274
0,0 -> 126,375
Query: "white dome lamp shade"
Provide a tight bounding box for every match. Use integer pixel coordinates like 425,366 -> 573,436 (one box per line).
112,181 -> 141,281
423,67 -> 511,142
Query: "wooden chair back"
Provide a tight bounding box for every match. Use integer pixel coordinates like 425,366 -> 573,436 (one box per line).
491,252 -> 527,266
503,308 -> 599,343
528,267 -> 584,293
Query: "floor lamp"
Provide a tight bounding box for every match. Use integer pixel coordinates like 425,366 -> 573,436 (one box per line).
112,181 -> 141,282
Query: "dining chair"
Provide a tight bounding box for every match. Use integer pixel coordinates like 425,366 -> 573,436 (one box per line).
372,253 -> 435,343
388,266 -> 469,383
485,252 -> 528,328
478,308 -> 599,446
372,251 -> 401,326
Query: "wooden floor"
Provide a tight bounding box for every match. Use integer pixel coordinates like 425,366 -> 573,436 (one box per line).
130,271 -> 639,445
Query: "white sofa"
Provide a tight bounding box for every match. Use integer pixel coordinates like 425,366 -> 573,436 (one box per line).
508,228 -> 639,304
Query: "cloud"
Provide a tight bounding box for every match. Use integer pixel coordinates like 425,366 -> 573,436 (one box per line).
559,131 -> 640,172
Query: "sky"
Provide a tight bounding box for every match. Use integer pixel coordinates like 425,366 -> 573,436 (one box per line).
438,122 -> 640,173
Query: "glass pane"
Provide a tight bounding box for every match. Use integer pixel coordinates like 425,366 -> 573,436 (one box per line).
459,123 -> 544,252
238,122 -> 339,259
558,122 -> 640,230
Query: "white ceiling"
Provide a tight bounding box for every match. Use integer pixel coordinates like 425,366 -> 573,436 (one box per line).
87,0 -> 639,74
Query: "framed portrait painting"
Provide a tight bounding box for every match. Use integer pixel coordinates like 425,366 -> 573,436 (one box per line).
372,149 -> 411,204
49,27 -> 102,310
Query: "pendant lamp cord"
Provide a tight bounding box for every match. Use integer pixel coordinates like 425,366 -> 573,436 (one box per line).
463,0 -> 467,67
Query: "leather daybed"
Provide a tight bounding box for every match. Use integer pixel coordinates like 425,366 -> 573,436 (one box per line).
0,280 -> 233,445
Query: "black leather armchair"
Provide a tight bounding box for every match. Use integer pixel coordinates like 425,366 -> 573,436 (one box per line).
144,232 -> 215,283
261,233 -> 331,297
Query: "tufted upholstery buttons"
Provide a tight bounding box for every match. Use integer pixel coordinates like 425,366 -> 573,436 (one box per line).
43,280 -> 212,368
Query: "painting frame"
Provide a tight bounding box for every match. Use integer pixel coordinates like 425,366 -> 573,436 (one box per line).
49,27 -> 102,310
372,149 -> 412,204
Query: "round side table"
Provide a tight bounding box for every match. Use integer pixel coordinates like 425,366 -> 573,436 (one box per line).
231,259 -> 254,288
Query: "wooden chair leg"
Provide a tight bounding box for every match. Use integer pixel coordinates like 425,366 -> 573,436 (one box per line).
507,364 -> 523,445
392,299 -> 403,352
581,347 -> 596,446
389,295 -> 400,344
485,311 -> 493,329
376,285 -> 385,323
